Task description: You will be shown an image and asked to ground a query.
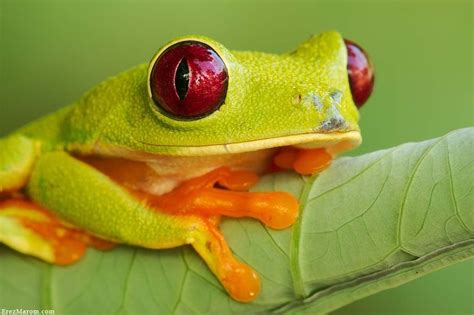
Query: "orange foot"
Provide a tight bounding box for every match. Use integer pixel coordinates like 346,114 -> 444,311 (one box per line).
149,167 -> 300,229
189,219 -> 261,302
0,199 -> 114,265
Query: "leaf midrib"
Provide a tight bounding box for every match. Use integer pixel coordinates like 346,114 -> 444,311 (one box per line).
289,175 -> 316,298
272,238 -> 474,314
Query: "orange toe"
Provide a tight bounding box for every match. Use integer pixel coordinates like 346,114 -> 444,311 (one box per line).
274,147 -> 333,176
217,170 -> 259,191
219,259 -> 261,303
293,148 -> 332,175
247,191 -> 299,229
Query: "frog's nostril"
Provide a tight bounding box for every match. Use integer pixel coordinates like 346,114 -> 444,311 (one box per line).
344,39 -> 374,108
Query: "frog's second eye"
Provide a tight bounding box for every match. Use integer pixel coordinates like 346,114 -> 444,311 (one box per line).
344,39 -> 375,108
149,41 -> 229,119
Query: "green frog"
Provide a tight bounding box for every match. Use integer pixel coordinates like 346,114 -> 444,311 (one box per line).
0,31 -> 374,302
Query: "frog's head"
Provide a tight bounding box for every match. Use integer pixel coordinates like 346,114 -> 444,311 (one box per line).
67,31 -> 374,157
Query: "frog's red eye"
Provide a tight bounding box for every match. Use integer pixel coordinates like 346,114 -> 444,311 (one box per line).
149,41 -> 228,119
344,39 -> 374,108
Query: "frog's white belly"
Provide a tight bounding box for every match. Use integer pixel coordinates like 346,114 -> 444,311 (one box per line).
143,148 -> 277,195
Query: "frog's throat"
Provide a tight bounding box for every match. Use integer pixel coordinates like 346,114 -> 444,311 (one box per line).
85,130 -> 362,158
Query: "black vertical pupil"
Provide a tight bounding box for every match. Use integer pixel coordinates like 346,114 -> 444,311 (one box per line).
175,58 -> 189,100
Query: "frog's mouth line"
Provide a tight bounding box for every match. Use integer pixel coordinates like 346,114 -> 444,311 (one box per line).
206,130 -> 362,155
91,130 -> 362,158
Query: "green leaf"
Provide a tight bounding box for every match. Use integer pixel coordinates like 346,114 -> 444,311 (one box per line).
1,128 -> 473,314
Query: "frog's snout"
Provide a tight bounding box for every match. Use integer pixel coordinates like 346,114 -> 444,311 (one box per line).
344,39 -> 374,108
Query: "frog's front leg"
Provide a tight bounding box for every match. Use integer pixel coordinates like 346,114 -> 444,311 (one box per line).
152,167 -> 300,229
25,151 -> 267,302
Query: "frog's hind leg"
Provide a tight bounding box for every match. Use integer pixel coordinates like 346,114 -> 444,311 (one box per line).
154,167 -> 300,229
0,198 -> 113,265
185,217 -> 260,302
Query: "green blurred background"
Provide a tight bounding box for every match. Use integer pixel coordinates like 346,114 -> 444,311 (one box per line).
1,0 -> 473,313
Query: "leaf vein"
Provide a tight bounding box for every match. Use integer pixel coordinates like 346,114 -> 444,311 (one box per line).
414,182 -> 439,237
171,250 -> 189,315
116,248 -> 137,315
262,228 -> 289,259
446,141 -> 473,233
306,169 -> 390,234
308,149 -> 394,203
397,136 -> 445,247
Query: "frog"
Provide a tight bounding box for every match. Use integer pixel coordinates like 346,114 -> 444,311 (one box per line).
0,31 -> 374,302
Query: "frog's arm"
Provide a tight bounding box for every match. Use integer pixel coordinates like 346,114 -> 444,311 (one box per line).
0,135 -> 40,193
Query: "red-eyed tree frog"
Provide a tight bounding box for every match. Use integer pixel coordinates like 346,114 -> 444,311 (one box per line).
0,31 -> 374,302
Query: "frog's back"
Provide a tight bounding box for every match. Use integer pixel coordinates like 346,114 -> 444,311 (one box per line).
13,105 -> 74,151
12,64 -> 148,152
